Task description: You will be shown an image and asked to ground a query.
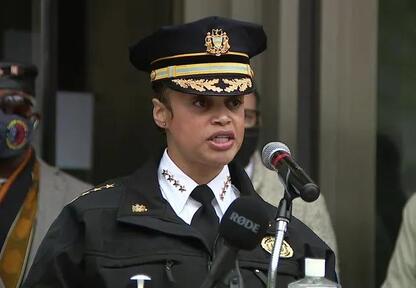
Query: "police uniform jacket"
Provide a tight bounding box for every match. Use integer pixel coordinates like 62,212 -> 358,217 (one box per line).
23,157 -> 337,288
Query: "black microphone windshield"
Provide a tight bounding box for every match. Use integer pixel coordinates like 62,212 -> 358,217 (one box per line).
220,197 -> 269,250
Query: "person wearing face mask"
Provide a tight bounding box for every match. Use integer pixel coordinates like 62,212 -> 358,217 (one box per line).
0,62 -> 91,288
234,90 -> 339,263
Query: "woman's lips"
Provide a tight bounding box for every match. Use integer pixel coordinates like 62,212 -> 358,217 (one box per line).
208,132 -> 235,151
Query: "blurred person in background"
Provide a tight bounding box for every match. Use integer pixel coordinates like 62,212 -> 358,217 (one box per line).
234,90 -> 339,258
382,192 -> 416,288
0,62 -> 91,288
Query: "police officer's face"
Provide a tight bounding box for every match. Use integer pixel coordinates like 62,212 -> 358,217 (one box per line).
153,89 -> 245,174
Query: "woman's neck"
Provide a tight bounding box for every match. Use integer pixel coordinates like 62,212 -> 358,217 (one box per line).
166,150 -> 224,184
186,165 -> 223,184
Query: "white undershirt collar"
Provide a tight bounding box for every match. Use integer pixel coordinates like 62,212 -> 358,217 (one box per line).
158,149 -> 238,224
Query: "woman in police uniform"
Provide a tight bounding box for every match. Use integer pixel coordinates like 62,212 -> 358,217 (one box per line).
23,16 -> 337,288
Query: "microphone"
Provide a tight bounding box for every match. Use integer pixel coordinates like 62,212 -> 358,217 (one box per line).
199,197 -> 269,288
261,142 -> 320,202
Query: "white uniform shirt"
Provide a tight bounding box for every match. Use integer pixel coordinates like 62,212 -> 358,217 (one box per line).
158,149 -> 239,224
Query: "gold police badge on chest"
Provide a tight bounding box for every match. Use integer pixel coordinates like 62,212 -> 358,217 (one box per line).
261,236 -> 294,258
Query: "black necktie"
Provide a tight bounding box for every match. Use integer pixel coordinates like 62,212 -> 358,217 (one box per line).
191,185 -> 219,247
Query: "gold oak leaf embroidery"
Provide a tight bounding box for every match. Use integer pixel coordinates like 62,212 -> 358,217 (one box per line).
223,78 -> 252,93
172,78 -> 223,92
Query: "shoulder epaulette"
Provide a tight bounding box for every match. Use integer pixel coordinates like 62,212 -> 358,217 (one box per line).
69,183 -> 116,204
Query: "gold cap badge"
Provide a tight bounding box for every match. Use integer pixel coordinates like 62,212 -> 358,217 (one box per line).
205,29 -> 230,56
261,236 -> 294,258
132,204 -> 148,213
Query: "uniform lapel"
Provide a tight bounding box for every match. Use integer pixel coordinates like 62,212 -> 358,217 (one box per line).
116,157 -> 277,252
116,156 -> 203,240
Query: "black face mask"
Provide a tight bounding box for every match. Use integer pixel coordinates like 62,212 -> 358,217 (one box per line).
234,127 -> 259,167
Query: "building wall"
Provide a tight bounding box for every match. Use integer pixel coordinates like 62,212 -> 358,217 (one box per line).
320,0 -> 377,286
85,0 -> 172,182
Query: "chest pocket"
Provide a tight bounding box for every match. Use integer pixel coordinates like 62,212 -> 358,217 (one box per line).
90,253 -> 208,288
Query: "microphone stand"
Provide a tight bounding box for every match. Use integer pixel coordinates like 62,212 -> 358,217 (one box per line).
267,187 -> 297,288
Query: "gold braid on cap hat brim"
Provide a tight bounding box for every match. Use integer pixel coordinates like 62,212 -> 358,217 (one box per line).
150,62 -> 254,82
